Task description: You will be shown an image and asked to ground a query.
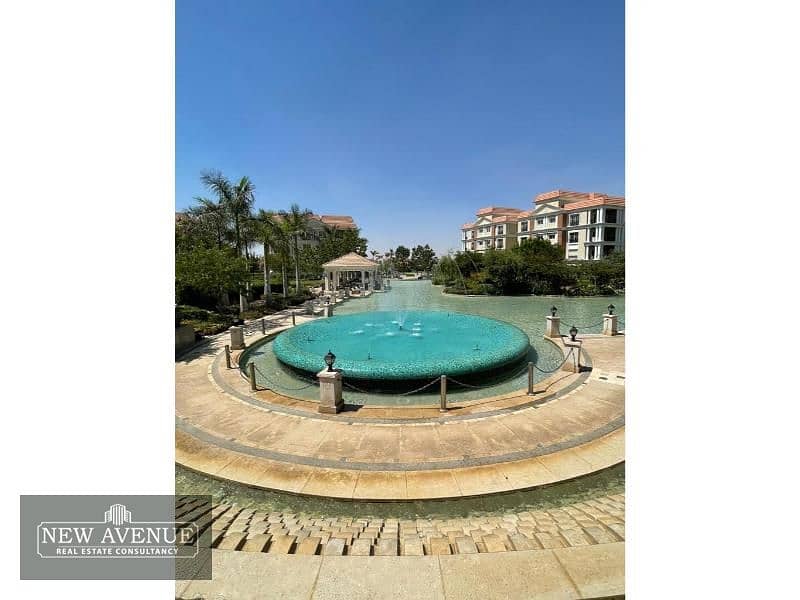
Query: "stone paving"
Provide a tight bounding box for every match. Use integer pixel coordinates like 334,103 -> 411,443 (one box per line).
177,308 -> 623,501
177,492 -> 625,557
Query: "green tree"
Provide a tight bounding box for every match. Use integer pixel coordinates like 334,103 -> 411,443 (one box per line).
279,203 -> 313,295
394,245 -> 411,271
410,244 -> 437,272
176,247 -> 249,306
199,171 -> 255,311
254,209 -> 280,301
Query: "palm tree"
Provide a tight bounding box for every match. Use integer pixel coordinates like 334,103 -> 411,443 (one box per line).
279,203 -> 313,296
188,196 -> 227,249
200,171 -> 256,312
255,209 -> 279,302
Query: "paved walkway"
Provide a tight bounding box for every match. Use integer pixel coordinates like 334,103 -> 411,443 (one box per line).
176,314 -> 625,500
177,545 -> 624,599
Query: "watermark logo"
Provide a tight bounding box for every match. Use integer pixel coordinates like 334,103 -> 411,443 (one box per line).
36,502 -> 199,559
21,495 -> 212,580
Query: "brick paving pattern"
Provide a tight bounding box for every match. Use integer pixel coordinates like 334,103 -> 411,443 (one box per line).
180,493 -> 625,557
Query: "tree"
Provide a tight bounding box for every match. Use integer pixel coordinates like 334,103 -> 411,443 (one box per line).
316,226 -> 368,264
279,203 -> 313,295
394,245 -> 411,271
199,171 -> 255,312
176,247 -> 249,306
254,209 -> 280,301
410,244 -> 437,272
187,196 -> 227,249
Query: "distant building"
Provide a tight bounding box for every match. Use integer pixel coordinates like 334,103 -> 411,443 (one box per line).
460,190 -> 625,260
176,210 -> 359,251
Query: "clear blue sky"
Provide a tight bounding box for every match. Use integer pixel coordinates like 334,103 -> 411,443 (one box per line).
176,0 -> 623,257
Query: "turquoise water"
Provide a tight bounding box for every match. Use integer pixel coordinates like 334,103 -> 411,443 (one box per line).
244,281 -> 624,406
273,310 -> 530,381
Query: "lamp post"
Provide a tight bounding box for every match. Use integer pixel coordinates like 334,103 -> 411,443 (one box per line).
550,305 -> 558,317
324,350 -> 336,372
569,325 -> 578,342
607,303 -> 615,316
318,350 -> 343,414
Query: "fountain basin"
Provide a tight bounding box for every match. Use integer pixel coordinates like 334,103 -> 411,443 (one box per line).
272,310 -> 530,381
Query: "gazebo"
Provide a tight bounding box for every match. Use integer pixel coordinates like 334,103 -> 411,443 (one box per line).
322,252 -> 382,294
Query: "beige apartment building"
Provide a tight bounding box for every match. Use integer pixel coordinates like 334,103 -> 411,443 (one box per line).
460,190 -> 625,260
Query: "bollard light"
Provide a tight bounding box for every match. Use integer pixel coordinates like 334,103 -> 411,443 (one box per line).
607,303 -> 615,315
324,350 -> 336,372
550,305 -> 558,317
569,325 -> 578,341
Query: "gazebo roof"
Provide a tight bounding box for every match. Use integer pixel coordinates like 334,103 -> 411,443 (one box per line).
322,252 -> 379,269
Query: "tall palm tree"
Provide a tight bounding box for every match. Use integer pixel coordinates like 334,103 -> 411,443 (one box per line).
200,171 -> 256,312
188,196 -> 227,249
279,203 -> 312,296
255,209 -> 279,302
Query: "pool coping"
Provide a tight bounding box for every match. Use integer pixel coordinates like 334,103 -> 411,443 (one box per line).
228,330 -> 593,422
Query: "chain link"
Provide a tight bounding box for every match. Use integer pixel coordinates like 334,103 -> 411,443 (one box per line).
250,363 -> 317,391
534,347 -> 575,374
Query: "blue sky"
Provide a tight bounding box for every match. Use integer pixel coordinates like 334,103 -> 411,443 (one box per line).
176,0 -> 623,256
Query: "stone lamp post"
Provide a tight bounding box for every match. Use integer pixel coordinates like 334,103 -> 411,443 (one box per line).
603,303 -> 619,336
563,325 -> 582,373
545,306 -> 561,338
318,350 -> 343,414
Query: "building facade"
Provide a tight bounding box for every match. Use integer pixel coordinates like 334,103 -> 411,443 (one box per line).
460,190 -> 624,260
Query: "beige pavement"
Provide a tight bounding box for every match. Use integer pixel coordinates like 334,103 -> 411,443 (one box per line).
176,320 -> 624,500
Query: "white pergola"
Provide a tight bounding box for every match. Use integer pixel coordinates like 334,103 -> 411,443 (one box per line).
322,252 -> 382,294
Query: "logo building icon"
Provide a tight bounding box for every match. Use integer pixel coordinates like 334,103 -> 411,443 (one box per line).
103,504 -> 132,526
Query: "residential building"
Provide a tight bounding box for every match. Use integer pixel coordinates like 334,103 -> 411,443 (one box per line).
460,190 -> 624,260
460,206 -> 527,253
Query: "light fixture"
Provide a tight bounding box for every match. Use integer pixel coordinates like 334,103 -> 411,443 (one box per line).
324,350 -> 336,372
607,303 -> 615,315
550,305 -> 558,317
569,325 -> 578,341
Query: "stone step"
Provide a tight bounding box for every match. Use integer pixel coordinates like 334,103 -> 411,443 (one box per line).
267,535 -> 296,554
241,534 -> 271,553
323,538 -> 346,556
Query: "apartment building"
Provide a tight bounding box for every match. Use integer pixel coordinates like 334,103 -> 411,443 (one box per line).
460,190 -> 625,260
275,214 -> 359,249
460,206 -> 527,252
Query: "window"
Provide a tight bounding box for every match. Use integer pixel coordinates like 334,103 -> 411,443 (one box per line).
548,216 -> 556,224
548,232 -> 556,240
536,218 -> 544,225
520,221 -> 528,232
496,225 -> 504,235
603,228 -> 616,242
568,232 -> 579,244
589,209 -> 598,224
496,239 -> 504,249
605,209 -> 618,224
588,246 -> 596,260
589,227 -> 596,241
470,242 -> 475,250
519,236 -> 528,242
569,214 -> 579,226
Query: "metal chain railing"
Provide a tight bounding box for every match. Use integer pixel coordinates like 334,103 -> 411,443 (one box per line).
399,377 -> 443,396
533,347 -> 575,374
445,358 -> 532,389
248,363 -> 317,392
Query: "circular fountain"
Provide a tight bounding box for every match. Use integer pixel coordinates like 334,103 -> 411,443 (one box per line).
272,310 -> 530,382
